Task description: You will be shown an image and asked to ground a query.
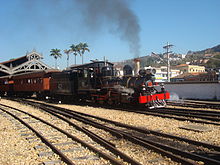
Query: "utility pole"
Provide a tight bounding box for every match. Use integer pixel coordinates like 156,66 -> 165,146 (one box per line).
163,42 -> 173,82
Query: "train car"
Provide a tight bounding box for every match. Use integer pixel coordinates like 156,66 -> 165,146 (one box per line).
49,61 -> 115,100
71,61 -> 115,94
49,70 -> 78,99
0,75 -> 14,96
12,70 -> 59,97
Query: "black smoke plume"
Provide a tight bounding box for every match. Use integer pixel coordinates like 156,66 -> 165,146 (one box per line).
18,0 -> 141,57
76,0 -> 141,57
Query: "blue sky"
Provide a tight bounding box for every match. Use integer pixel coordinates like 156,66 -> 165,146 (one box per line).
0,0 -> 220,69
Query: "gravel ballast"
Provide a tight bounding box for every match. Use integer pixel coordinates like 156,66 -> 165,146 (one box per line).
0,112 -> 40,165
0,98 -> 220,164
57,103 -> 220,146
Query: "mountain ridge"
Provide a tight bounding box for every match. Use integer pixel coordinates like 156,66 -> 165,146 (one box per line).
187,44 -> 220,55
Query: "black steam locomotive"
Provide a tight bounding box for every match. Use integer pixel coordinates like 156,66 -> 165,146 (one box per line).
50,61 -> 170,109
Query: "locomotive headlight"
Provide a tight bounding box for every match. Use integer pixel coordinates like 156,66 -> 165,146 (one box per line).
142,88 -> 146,90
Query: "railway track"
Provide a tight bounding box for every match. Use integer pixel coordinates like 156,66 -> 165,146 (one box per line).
54,97 -> 220,125
5,96 -> 220,126
132,107 -> 220,126
85,101 -> 220,126
0,103 -> 141,165
66,98 -> 220,125
15,99 -> 220,165
156,107 -> 220,121
167,100 -> 220,109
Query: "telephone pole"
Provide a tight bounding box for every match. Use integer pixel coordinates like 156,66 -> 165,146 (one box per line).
163,42 -> 173,82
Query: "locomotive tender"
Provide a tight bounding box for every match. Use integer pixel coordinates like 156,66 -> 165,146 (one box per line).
0,61 -> 170,109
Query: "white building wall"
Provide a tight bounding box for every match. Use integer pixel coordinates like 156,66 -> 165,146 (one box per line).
165,82 -> 220,100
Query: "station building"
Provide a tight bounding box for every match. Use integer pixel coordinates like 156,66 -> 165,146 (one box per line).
0,50 -> 52,77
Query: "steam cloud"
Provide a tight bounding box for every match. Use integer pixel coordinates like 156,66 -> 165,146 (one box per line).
170,92 -> 184,103
114,85 -> 134,94
76,0 -> 141,57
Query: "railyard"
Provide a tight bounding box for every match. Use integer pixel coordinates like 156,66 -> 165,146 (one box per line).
1,52 -> 219,165
0,98 -> 220,165
1,0 -> 220,164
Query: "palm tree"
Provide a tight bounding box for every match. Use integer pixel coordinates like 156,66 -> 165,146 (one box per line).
50,48 -> 62,69
63,49 -> 71,68
78,42 -> 90,64
70,44 -> 78,65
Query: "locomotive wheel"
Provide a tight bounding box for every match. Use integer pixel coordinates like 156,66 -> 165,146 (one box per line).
0,92 -> 4,96
91,96 -> 97,103
107,99 -> 114,105
98,100 -> 104,104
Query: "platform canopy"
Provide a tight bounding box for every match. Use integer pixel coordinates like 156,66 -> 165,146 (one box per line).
0,50 -> 52,76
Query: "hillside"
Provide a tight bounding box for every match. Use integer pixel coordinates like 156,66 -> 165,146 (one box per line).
114,44 -> 220,69
188,44 -> 220,55
186,44 -> 220,68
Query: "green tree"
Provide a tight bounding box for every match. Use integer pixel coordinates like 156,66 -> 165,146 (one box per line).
63,49 -> 71,68
50,48 -> 62,69
70,44 -> 78,65
77,42 -> 90,64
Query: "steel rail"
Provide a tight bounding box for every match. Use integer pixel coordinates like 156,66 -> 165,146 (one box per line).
167,101 -> 220,109
0,104 -> 124,165
21,100 -> 220,151
144,109 -> 220,122
0,106 -> 75,165
162,107 -> 220,115
131,134 -> 220,165
123,109 -> 220,126
153,109 -> 220,117
28,101 -> 198,165
45,106 -> 220,164
15,99 -> 220,164
41,107 -> 142,165
173,100 -> 220,106
75,110 -> 220,151
43,105 -> 220,164
22,101 -> 214,164
124,133 -> 220,165
15,98 -> 220,125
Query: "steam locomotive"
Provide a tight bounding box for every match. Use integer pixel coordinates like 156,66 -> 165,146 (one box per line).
0,61 -> 170,109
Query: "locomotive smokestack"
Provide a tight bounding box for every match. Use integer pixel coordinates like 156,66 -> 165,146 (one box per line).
134,58 -> 140,76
